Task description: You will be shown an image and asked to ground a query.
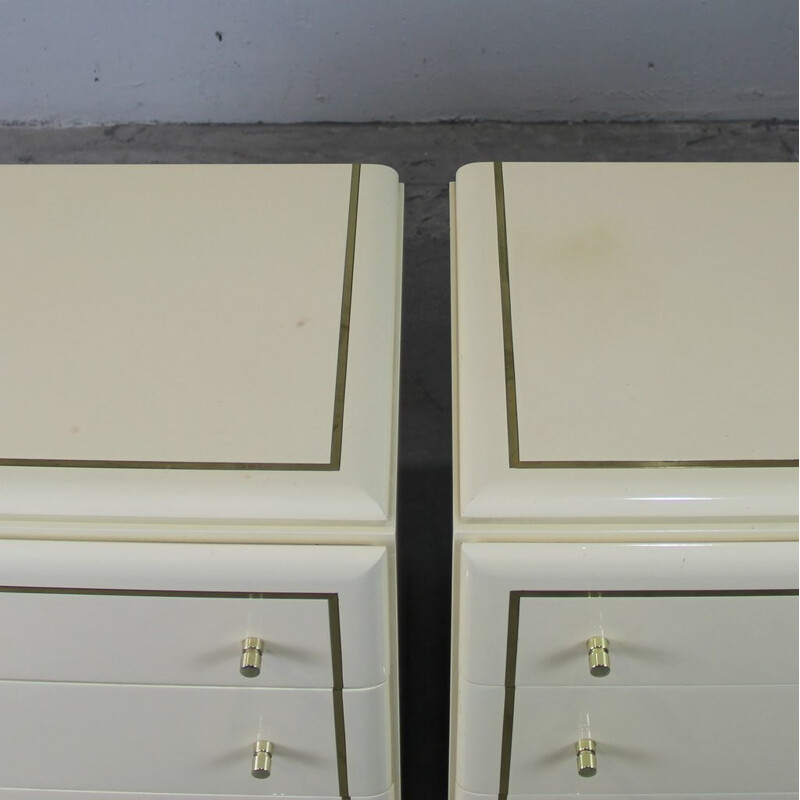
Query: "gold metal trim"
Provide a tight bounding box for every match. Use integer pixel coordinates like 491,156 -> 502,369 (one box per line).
330,163 -> 361,471
328,594 -> 350,799
0,458 -> 338,471
497,590 -> 520,798
493,161 -> 799,471
0,585 -> 351,800
494,162 -> 520,469
1,163 -> 363,473
496,587 -> 798,799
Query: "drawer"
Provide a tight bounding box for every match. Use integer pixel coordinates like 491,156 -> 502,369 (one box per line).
0,680 -> 392,797
511,592 -> 797,687
0,590 -> 334,687
459,542 -> 798,686
456,681 -> 798,796
0,540 -> 390,688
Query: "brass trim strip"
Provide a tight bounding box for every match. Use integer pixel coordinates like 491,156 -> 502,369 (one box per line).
497,591 -> 520,800
330,163 -> 361,471
512,459 -> 799,469
0,458 -> 339,471
0,585 -> 351,800
515,588 -> 799,598
328,594 -> 351,799
494,161 -> 520,468
496,587 -> 798,798
0,586 -> 331,600
1,163 -> 363,473
493,161 -> 798,471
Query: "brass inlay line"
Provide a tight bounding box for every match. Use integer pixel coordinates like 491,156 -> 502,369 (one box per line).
0,585 -> 351,800
493,161 -> 520,468
330,162 -> 361,471
0,458 -> 339,471
496,587 -> 798,798
497,590 -> 521,800
1,163 -> 363,473
515,588 -> 799,598
492,160 -> 798,471
328,594 -> 351,799
0,586 -> 330,600
510,459 -> 799,469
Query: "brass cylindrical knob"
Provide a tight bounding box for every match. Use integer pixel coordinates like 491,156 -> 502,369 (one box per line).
240,637 -> 264,677
252,740 -> 273,778
576,738 -> 597,777
587,636 -> 610,677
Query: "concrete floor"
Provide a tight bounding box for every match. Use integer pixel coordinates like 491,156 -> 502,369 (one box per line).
1,120 -> 796,799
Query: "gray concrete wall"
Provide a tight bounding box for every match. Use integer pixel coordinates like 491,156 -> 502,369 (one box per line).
0,0 -> 796,126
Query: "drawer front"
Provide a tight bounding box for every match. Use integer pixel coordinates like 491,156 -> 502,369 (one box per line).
512,592 -> 797,687
0,681 -> 392,797
0,590 -> 332,687
457,682 -> 798,796
0,590 -> 333,688
0,540 -> 390,688
459,542 -> 799,686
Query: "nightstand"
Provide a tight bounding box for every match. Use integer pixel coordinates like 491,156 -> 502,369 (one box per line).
0,163 -> 402,800
450,162 -> 798,800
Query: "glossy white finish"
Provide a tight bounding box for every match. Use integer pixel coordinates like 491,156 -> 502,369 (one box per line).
504,164 -> 797,464
457,466 -> 799,527
0,590 -> 332,687
459,542 -> 798,686
3,166 -> 350,465
0,164 -> 403,526
452,161 -> 798,523
458,682 -> 798,795
344,678 -> 394,796
0,681 -> 391,797
512,593 -> 797,688
0,539 -> 390,689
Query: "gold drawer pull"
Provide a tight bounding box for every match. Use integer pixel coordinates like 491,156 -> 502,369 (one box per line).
575,738 -> 597,777
586,636 -> 610,677
240,637 -> 264,677
252,740 -> 273,778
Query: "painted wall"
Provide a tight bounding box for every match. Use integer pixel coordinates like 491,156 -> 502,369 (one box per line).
0,0 -> 796,126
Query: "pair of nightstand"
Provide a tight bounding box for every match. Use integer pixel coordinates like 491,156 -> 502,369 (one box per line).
0,161 -> 796,800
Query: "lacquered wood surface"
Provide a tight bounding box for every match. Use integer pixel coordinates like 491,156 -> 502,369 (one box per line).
0,681 -> 392,797
0,164 -> 403,526
458,541 -> 798,687
457,682 -> 798,796
452,162 -> 798,523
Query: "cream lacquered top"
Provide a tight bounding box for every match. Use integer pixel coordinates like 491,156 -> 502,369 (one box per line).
0,164 -> 402,529
453,162 -> 798,525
